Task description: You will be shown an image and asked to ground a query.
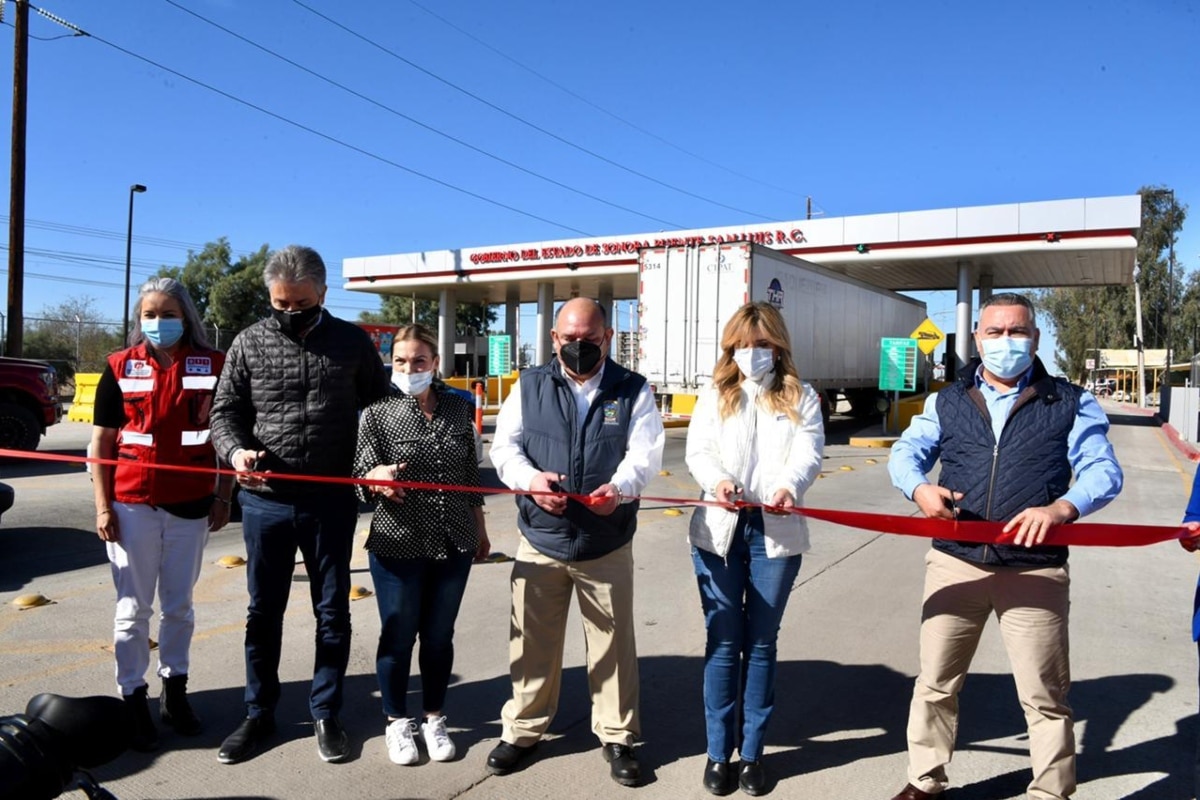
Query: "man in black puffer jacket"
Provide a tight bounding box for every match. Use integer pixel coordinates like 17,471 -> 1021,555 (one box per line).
209,245 -> 388,766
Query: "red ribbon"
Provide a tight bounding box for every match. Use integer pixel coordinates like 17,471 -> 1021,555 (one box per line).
2,448 -> 1184,547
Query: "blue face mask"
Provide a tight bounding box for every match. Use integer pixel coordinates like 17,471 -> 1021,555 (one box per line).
142,317 -> 185,348
980,336 -> 1034,380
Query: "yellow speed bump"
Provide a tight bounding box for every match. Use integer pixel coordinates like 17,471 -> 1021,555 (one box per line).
349,586 -> 373,601
663,508 -> 683,517
864,458 -> 878,465
484,552 -> 513,563
12,593 -> 52,609
217,555 -> 246,568
839,465 -> 855,472
658,470 -> 672,476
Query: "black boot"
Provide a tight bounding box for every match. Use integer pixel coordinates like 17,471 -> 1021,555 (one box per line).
124,685 -> 160,752
160,674 -> 202,736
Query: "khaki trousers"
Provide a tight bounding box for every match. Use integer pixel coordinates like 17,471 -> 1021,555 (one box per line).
907,548 -> 1074,800
500,535 -> 639,747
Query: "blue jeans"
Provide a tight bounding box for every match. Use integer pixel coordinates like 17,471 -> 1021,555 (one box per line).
692,509 -> 801,762
369,549 -> 473,719
239,489 -> 357,721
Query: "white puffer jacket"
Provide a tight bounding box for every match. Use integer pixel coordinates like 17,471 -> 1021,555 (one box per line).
685,379 -> 824,558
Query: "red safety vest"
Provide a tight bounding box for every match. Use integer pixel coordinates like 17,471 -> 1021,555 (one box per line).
107,344 -> 226,506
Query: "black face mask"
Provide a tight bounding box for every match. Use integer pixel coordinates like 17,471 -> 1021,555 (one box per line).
560,340 -> 603,376
271,305 -> 322,337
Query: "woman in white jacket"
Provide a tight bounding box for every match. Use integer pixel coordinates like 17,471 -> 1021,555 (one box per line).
685,302 -> 825,796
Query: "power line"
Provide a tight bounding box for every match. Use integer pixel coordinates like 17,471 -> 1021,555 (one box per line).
1,214 -> 263,256
160,0 -> 683,230
287,0 -> 777,222
45,10 -> 595,237
404,0 -> 799,199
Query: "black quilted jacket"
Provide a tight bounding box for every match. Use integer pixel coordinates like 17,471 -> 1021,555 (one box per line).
210,312 -> 389,498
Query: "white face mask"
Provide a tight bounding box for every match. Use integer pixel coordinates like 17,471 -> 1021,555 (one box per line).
392,369 -> 434,395
979,336 -> 1034,380
732,347 -> 775,383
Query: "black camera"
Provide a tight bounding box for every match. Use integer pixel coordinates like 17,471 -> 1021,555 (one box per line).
0,693 -> 132,800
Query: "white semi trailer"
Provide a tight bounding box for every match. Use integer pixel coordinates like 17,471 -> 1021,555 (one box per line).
636,242 -> 928,419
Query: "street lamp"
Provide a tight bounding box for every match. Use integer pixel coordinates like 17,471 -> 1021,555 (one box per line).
122,184 -> 147,341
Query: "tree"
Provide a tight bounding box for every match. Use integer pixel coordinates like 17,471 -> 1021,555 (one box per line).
1036,185 -> 1187,381
22,296 -> 122,377
158,239 -> 272,340
358,294 -> 497,336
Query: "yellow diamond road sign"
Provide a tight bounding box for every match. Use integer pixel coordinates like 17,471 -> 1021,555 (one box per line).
909,318 -> 945,355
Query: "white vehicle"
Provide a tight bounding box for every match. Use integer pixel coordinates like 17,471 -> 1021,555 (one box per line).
637,242 -> 927,420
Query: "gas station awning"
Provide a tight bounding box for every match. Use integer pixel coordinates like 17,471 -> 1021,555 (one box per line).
343,195 -> 1140,303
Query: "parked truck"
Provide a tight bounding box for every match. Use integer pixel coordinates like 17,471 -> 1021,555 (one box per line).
636,242 -> 927,420
0,356 -> 63,451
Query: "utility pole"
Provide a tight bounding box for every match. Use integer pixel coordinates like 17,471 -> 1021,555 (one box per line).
6,0 -> 28,357
1166,188 -> 1176,376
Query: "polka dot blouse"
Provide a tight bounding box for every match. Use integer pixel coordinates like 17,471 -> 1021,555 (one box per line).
353,383 -> 484,559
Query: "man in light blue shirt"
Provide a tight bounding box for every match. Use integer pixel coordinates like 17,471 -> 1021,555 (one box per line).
884,293 -> 1122,800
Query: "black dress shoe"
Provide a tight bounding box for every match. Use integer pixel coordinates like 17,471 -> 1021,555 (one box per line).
602,743 -> 641,787
703,758 -> 736,795
739,759 -> 766,796
486,740 -> 537,775
217,715 -> 275,765
314,717 -> 350,763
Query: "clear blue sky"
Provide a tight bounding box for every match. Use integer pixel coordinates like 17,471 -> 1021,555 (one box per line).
2,0 -> 1197,365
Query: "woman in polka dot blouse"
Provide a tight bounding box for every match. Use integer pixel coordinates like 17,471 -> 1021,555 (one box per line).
353,324 -> 489,766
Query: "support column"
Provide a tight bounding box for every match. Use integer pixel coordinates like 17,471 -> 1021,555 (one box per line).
438,288 -> 456,377
978,271 -> 993,305
505,284 -> 520,371
535,282 -> 554,366
955,262 -> 973,369
598,285 -> 615,357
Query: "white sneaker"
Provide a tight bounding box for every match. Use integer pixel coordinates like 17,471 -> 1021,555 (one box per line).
385,718 -> 419,765
420,715 -> 456,762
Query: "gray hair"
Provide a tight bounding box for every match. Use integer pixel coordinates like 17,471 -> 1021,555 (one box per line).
980,292 -> 1037,328
129,277 -> 211,349
263,244 -> 327,291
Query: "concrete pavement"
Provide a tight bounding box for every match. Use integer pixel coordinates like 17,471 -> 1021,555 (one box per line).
0,403 -> 1196,799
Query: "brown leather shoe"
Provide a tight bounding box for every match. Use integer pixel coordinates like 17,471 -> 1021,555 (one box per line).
889,784 -> 941,800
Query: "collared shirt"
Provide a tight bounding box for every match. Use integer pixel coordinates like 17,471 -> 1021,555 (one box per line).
491,362 -> 665,500
889,365 -> 1123,518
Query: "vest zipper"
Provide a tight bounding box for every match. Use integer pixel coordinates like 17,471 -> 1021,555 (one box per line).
982,443 -> 1000,562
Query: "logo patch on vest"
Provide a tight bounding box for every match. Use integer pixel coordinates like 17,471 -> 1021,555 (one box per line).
602,400 -> 620,425
185,356 -> 213,375
124,360 -> 152,378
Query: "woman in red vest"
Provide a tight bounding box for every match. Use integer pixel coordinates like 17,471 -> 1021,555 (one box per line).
91,277 -> 234,751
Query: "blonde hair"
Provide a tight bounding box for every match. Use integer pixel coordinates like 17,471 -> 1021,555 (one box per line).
393,324 -> 439,359
712,302 -> 806,423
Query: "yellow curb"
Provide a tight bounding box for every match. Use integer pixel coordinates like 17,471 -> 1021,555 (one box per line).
848,436 -> 899,448
12,593 -> 52,609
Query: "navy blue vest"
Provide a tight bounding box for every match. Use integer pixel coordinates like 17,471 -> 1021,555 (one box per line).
516,359 -> 645,562
933,358 -> 1080,567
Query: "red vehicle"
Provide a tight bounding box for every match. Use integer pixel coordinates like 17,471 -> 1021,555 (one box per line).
0,356 -> 63,451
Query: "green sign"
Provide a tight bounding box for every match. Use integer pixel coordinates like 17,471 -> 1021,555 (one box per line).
487,335 -> 512,377
879,337 -> 918,392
